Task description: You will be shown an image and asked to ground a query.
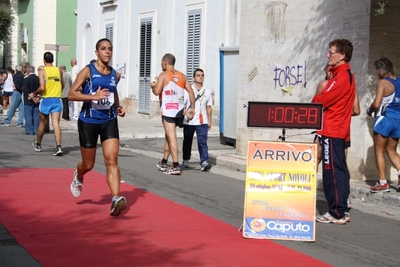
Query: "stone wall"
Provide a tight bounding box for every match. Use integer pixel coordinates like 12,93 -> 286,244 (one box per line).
236,0 -> 371,180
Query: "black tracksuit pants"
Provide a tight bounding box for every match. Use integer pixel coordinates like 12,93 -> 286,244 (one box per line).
321,136 -> 350,219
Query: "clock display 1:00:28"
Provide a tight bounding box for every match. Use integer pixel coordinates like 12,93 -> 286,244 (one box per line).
267,107 -> 319,124
246,102 -> 323,129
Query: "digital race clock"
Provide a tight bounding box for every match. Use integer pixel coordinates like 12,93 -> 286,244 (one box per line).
247,102 -> 323,130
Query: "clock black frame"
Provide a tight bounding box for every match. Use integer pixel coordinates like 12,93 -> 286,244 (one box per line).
247,101 -> 323,130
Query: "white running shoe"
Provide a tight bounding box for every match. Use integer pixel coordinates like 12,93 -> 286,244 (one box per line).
53,147 -> 63,156
156,161 -> 168,171
32,140 -> 42,152
316,212 -> 346,225
70,170 -> 83,197
110,196 -> 127,216
200,161 -> 212,172
163,166 -> 182,175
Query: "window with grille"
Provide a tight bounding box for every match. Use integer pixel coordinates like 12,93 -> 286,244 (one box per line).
105,23 -> 114,67
186,10 -> 201,84
138,18 -> 152,114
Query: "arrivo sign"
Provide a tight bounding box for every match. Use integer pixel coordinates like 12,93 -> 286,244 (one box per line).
247,102 -> 323,130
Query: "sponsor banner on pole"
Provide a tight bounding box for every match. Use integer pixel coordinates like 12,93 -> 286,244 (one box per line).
243,141 -> 317,241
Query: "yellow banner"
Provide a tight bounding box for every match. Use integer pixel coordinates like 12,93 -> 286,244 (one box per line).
243,141 -> 317,241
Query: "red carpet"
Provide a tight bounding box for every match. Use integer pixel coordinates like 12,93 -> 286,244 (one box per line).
0,168 -> 330,267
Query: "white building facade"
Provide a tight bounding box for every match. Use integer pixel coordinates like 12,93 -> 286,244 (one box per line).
31,0 -> 58,68
76,0 -> 240,120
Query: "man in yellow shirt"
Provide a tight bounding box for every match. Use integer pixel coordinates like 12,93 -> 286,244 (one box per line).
30,52 -> 64,156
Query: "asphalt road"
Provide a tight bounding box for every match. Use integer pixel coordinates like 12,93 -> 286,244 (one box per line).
1,126 -> 400,267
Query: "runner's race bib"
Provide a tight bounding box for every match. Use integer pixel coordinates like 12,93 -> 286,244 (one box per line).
92,92 -> 114,110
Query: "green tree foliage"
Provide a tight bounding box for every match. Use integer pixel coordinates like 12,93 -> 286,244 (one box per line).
0,0 -> 13,43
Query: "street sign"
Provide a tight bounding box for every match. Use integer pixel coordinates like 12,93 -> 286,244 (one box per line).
44,44 -> 70,52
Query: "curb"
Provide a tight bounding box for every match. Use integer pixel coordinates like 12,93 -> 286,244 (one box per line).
60,121 -> 220,140
350,184 -> 400,206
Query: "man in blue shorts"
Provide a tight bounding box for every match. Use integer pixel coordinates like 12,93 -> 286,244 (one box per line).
30,52 -> 64,156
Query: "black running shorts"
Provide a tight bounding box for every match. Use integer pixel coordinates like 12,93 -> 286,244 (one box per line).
78,118 -> 119,148
162,115 -> 183,127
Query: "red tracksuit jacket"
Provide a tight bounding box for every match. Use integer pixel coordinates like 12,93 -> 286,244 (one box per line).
312,63 -> 355,139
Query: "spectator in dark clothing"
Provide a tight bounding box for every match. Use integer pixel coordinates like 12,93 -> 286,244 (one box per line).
22,63 -> 40,135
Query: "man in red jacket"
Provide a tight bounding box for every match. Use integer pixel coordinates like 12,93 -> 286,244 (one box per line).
312,39 -> 356,225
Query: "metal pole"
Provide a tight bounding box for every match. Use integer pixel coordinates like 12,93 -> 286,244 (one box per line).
55,45 -> 59,66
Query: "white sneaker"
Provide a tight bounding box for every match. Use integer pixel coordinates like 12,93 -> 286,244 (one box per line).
156,161 -> 168,171
53,147 -> 63,156
200,161 -> 212,171
32,140 -> 42,152
70,170 -> 83,197
316,212 -> 346,225
163,166 -> 182,175
110,196 -> 127,216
